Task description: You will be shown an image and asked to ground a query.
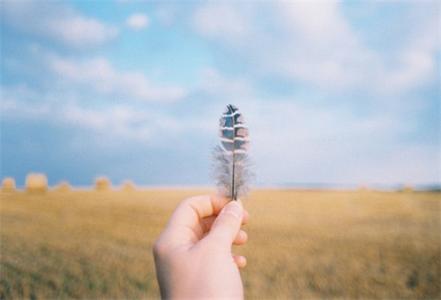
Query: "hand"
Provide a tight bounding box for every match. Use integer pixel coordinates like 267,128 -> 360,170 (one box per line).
153,195 -> 249,299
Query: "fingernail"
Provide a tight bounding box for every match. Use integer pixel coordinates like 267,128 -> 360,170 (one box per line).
222,201 -> 243,219
233,198 -> 243,206
238,230 -> 247,240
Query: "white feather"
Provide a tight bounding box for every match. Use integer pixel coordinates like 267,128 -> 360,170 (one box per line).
213,104 -> 252,200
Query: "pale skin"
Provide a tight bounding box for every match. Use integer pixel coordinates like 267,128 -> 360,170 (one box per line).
153,195 -> 249,299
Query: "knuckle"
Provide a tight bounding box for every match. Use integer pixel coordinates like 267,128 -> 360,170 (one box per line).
222,211 -> 242,224
152,238 -> 168,257
221,202 -> 243,220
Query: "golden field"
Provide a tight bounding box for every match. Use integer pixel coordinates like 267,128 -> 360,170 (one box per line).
1,189 -> 440,299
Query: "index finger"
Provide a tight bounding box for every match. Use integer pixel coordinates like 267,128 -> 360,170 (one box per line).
167,194 -> 229,233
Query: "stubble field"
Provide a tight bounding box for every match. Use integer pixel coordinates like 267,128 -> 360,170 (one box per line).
1,189 -> 440,299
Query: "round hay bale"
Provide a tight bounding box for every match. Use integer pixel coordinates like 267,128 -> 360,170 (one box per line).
401,185 -> 414,193
121,180 -> 136,192
2,177 -> 16,192
26,173 -> 48,194
95,177 -> 111,191
54,181 -> 71,192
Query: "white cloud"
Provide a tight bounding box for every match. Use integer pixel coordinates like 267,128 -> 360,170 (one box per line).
49,16 -> 117,48
126,13 -> 149,30
1,89 -> 180,143
192,3 -> 250,43
239,100 -> 438,186
49,56 -> 186,102
60,104 -> 154,141
2,0 -> 117,48
191,1 -> 439,95
374,18 -> 439,93
269,1 -> 370,89
191,1 -> 365,89
1,95 -> 51,120
199,68 -> 254,98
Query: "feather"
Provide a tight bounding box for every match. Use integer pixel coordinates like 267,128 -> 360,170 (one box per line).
213,104 -> 251,200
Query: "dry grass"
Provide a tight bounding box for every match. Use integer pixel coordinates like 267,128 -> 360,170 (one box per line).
53,182 -> 72,193
0,189 -> 440,299
121,181 -> 136,192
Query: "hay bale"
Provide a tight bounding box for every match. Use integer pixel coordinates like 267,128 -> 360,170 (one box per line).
95,177 -> 111,191
121,180 -> 136,192
54,181 -> 71,192
26,173 -> 48,194
357,185 -> 370,192
2,177 -> 16,192
401,185 -> 414,193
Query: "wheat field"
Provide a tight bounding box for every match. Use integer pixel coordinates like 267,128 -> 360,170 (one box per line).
1,189 -> 440,299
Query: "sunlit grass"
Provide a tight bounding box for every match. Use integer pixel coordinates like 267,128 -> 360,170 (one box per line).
1,189 -> 440,299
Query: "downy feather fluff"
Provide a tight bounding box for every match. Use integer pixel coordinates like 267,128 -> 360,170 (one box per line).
213,104 -> 251,200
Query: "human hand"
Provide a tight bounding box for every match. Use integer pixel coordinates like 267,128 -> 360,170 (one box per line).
153,195 -> 249,299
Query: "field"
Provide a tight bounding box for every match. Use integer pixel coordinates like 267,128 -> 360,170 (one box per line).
1,189 -> 440,299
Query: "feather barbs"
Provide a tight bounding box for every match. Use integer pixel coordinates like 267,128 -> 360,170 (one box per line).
219,105 -> 249,154
213,104 -> 251,200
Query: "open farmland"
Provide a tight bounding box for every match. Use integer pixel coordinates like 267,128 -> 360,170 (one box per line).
1,189 -> 440,299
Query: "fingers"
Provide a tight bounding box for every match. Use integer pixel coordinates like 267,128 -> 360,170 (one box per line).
163,194 -> 249,249
242,210 -> 250,225
200,209 -> 249,233
208,201 -> 244,246
200,215 -> 217,233
200,221 -> 248,245
233,230 -> 248,245
168,194 -> 229,229
233,255 -> 247,268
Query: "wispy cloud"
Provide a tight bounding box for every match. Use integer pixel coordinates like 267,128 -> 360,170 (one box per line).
2,0 -> 118,49
49,55 -> 187,102
1,88 -> 180,143
192,1 -> 439,95
192,3 -> 250,43
126,13 -> 149,30
241,100 -> 439,186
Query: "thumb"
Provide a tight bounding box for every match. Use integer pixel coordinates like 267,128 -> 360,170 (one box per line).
209,201 -> 243,246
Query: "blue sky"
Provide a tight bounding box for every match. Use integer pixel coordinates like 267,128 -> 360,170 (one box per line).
1,0 -> 440,188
